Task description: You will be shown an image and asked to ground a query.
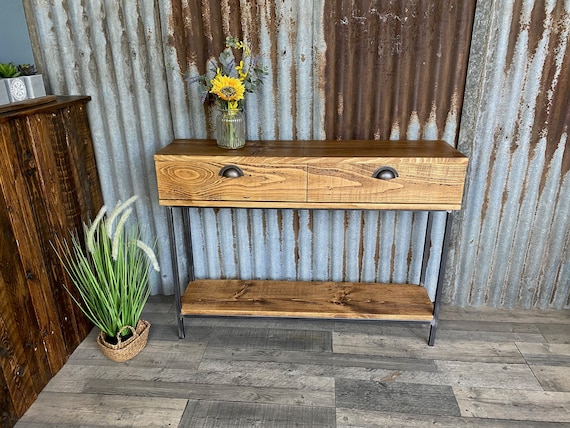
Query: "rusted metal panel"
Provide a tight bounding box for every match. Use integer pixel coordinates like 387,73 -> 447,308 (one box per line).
447,0 -> 570,308
25,1 -> 569,309
161,0 -> 475,302
23,0 -> 474,301
24,0 -> 175,294
322,1 -> 476,141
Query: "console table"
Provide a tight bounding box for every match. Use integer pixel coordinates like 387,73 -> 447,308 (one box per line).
154,139 -> 468,345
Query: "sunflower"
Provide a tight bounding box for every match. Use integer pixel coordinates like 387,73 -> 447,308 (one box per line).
210,72 -> 245,104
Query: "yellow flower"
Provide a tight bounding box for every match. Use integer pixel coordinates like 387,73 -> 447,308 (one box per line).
235,60 -> 248,80
210,73 -> 245,102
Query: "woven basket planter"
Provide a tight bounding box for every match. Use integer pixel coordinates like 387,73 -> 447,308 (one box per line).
96,319 -> 151,362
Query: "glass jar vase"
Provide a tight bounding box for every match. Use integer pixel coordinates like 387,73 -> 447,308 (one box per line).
216,108 -> 246,149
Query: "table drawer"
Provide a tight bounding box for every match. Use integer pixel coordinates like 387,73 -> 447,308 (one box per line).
155,158 -> 307,203
307,158 -> 468,206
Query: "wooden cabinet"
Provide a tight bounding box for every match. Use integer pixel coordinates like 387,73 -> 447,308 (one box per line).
155,139 -> 468,345
0,97 -> 103,427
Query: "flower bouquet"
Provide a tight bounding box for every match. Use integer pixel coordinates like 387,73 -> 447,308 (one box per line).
190,36 -> 267,149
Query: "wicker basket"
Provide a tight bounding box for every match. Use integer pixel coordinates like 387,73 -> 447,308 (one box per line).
96,319 -> 151,362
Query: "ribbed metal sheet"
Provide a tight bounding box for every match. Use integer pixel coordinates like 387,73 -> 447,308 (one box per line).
447,0 -> 570,309
23,0 -> 568,309
24,0 -> 175,294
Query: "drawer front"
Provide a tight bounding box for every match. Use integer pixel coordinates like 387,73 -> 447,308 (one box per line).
156,159 -> 307,203
307,159 -> 468,206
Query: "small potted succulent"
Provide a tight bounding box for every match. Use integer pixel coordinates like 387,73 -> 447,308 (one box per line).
0,62 -> 46,105
18,64 -> 46,99
0,62 -> 22,105
53,196 -> 160,362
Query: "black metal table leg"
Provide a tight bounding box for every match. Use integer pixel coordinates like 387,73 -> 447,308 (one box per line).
419,211 -> 434,288
428,211 -> 453,346
181,208 -> 195,284
166,207 -> 185,338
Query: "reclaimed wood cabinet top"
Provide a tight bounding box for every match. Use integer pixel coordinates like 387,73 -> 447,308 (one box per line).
0,95 -> 91,120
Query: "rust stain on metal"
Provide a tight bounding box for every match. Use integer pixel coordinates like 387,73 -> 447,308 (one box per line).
293,208 -> 300,266
502,1 -> 570,188
534,3 -> 569,178
168,0 -> 277,130
323,0 -> 476,141
23,0 -> 569,310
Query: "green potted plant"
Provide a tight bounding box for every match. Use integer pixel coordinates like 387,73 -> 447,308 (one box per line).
53,196 -> 160,362
18,63 -> 46,99
0,62 -> 23,105
0,62 -> 47,105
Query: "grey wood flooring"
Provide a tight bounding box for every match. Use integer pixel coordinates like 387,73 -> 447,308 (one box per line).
16,296 -> 570,427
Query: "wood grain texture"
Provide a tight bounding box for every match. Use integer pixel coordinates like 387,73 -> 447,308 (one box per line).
454,387 -> 570,422
0,275 -> 39,418
84,378 -> 335,407
333,332 -> 527,363
530,365 -> 570,392
537,324 -> 570,344
154,139 -> 469,159
337,378 -> 461,416
307,159 -> 467,205
156,198 -> 465,210
0,96 -> 89,120
435,361 -> 542,390
155,159 -> 307,203
0,190 -> 50,409
181,279 -> 434,320
15,392 -> 187,427
0,96 -> 57,115
336,408 -> 566,427
15,297 -> 570,427
515,342 -> 570,366
201,346 -> 439,372
154,138 -> 468,210
0,117 -> 69,372
179,400 -> 336,427
0,368 -> 19,428
0,97 -> 102,427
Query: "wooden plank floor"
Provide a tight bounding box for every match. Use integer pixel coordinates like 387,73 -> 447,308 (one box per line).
16,296 -> 570,427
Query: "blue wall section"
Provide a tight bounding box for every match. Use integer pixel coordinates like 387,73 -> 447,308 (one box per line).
0,0 -> 34,65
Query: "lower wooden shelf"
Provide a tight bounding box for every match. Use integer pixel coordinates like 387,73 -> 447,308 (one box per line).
181,279 -> 434,321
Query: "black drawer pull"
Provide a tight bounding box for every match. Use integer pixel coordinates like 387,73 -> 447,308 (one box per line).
219,165 -> 244,178
372,166 -> 398,180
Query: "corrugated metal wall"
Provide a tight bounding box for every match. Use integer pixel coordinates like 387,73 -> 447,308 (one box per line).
23,0 -> 569,309
447,0 -> 570,308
